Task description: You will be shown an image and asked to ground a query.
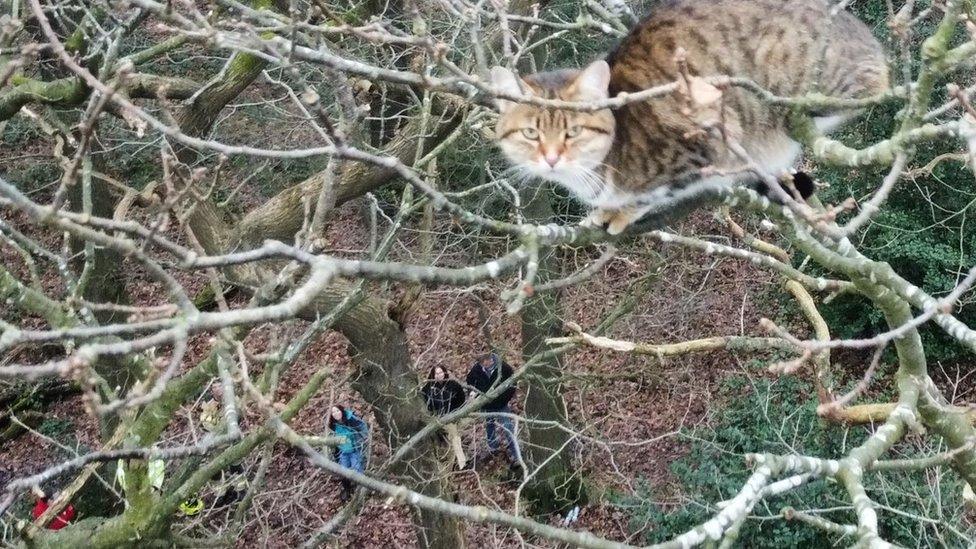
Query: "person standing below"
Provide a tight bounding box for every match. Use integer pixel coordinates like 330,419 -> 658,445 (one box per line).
421,365 -> 467,469
465,352 -> 521,471
326,405 -> 369,502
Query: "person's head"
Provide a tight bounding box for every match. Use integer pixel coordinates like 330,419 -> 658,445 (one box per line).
327,405 -> 349,431
428,365 -> 449,381
478,353 -> 497,369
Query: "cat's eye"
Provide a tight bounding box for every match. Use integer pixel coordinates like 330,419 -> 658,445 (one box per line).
566,125 -> 582,138
520,127 -> 539,140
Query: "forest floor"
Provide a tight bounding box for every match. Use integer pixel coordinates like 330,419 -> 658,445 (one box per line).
5,15 -> 976,545
0,75 -> 889,547
0,184 -> 812,547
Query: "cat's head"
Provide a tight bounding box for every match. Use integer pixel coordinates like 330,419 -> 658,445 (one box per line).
490,60 -> 615,201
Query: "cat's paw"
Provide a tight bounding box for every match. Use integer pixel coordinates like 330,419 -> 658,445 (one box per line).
606,209 -> 639,235
580,208 -> 615,229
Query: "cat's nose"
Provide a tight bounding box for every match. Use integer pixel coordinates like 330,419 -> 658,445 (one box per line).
543,153 -> 561,167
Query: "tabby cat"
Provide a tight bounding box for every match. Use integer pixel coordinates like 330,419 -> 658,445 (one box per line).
491,0 -> 889,234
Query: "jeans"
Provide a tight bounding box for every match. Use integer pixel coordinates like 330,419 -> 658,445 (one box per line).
338,450 -> 363,473
443,423 -> 467,469
485,406 -> 521,462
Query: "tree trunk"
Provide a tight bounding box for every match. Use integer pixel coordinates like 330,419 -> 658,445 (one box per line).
332,284 -> 465,548
67,164 -> 140,392
518,184 -> 586,514
135,59 -> 464,549
162,44 -> 465,544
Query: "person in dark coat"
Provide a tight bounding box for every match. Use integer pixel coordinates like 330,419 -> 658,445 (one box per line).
465,352 -> 521,469
421,365 -> 467,468
422,365 -> 466,414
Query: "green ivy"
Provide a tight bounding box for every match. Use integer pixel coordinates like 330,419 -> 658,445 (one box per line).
621,375 -> 973,547
37,417 -> 75,440
804,0 -> 976,362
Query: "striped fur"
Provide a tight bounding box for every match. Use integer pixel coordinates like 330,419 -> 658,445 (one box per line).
491,0 -> 889,234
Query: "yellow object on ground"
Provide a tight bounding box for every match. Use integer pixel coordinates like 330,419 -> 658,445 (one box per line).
178,497 -> 204,516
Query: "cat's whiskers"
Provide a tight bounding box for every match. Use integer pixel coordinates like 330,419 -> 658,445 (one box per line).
498,165 -> 532,186
575,165 -> 608,198
489,0 -> 887,234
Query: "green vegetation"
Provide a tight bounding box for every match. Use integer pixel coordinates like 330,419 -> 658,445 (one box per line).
796,0 -> 976,360
623,375 -> 973,548
37,417 -> 74,441
815,107 -> 976,360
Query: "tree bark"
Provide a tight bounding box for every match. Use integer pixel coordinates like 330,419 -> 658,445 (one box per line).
330,283 -> 465,549
166,44 -> 466,547
518,184 -> 586,514
232,107 -> 461,248
66,165 -> 136,391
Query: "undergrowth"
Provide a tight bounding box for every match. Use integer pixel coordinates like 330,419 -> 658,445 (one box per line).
621,374 -> 974,547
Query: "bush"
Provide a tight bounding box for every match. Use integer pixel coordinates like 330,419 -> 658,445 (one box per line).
37,417 -> 74,440
621,374 -> 973,547
807,0 -> 976,361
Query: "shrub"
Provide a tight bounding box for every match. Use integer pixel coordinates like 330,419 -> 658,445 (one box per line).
621,375 -> 973,547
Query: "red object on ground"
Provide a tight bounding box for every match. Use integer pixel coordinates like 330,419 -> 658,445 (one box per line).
31,498 -> 76,530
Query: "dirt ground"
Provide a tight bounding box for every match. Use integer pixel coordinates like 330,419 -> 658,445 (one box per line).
0,80 -> 864,546
0,183 -> 804,547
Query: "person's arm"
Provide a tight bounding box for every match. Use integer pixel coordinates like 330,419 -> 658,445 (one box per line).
329,422 -> 341,459
448,381 -> 465,411
353,416 -> 369,441
465,368 -> 481,399
500,363 -> 517,402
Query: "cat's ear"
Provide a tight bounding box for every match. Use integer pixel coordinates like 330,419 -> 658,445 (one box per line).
490,66 -> 527,113
574,60 -> 611,102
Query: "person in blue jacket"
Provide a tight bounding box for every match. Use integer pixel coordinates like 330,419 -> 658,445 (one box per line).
327,405 -> 368,501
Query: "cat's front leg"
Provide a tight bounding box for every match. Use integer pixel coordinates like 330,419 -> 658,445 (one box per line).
605,207 -> 643,235
580,208 -> 617,229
